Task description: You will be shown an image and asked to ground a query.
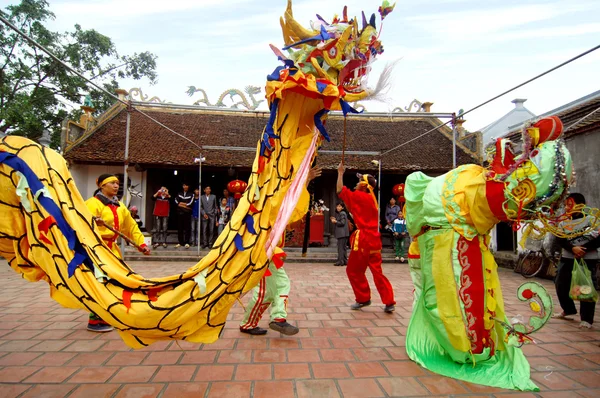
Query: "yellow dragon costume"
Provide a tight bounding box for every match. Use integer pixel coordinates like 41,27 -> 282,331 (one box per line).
0,0 -> 394,348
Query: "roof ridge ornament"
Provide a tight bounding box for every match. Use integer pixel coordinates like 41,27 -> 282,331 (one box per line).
185,86 -> 265,111
127,87 -> 168,103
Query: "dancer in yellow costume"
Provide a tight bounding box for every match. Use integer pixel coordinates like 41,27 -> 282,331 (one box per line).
86,173 -> 150,332
0,1 -> 395,348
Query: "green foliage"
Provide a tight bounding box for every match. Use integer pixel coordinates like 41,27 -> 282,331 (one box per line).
0,0 -> 158,148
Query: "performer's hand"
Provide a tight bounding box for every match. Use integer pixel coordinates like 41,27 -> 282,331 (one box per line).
94,217 -> 105,227
307,166 -> 322,182
337,162 -> 346,175
572,246 -> 586,258
141,245 -> 151,255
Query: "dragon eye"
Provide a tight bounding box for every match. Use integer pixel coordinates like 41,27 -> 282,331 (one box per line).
329,47 -> 337,58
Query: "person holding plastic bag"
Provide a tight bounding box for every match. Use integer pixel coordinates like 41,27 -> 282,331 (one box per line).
554,193 -> 599,329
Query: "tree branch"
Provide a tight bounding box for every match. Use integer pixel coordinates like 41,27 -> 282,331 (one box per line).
90,61 -> 130,80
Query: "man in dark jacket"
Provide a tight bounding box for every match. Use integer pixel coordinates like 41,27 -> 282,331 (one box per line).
553,193 -> 599,329
174,183 -> 194,249
331,202 -> 349,266
200,186 -> 218,248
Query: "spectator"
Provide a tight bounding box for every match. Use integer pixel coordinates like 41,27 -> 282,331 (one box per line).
392,210 -> 409,262
222,188 -> 236,212
174,183 -> 194,249
191,189 -> 200,246
553,193 -> 599,329
385,197 -> 401,232
217,197 -> 231,235
201,186 -> 218,248
151,186 -> 170,248
129,206 -> 143,229
331,202 -> 349,266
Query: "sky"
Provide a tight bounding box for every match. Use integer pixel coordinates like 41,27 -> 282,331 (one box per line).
3,0 -> 600,131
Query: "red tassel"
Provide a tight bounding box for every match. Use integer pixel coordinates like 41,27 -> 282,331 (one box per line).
147,288 -> 160,302
39,234 -> 53,245
122,290 -> 133,313
38,216 -> 57,245
265,268 -> 272,277
249,204 -> 259,213
38,216 -> 57,233
272,252 -> 286,269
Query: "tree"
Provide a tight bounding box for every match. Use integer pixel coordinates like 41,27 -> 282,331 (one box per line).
0,0 -> 158,147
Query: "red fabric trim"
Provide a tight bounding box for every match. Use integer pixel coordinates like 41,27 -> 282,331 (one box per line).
272,252 -> 286,269
39,234 -> 53,245
407,253 -> 420,259
88,319 -> 108,325
457,236 -> 490,354
122,290 -> 133,313
485,180 -> 508,222
241,277 -> 266,329
273,318 -> 286,323
147,288 -> 160,302
108,204 -> 119,231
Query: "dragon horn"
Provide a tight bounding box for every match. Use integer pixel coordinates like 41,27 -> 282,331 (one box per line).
281,0 -> 318,43
362,11 -> 367,30
369,13 -> 376,29
342,5 -> 348,22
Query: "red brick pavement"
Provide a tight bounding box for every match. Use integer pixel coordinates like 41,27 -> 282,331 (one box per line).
0,260 -> 598,397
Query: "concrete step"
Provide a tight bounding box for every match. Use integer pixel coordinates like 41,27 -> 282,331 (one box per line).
124,254 -> 404,263
124,246 -> 403,263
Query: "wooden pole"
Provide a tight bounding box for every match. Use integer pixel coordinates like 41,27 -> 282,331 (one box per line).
341,116 -> 347,165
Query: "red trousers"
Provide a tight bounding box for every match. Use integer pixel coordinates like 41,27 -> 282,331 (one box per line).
346,246 -> 396,306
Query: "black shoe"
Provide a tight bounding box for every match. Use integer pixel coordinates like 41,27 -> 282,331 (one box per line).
384,304 -> 396,313
269,321 -> 299,335
351,300 -> 371,310
240,327 -> 268,335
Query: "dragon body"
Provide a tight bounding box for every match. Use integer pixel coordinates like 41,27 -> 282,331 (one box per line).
0,0 -> 392,349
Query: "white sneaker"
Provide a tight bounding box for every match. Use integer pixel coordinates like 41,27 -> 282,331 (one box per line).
395,256 -> 399,260
185,244 -> 190,249
579,321 -> 592,329
400,257 -> 405,263
175,244 -> 181,248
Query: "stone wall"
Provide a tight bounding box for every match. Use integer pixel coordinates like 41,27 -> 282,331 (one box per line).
566,127 -> 600,208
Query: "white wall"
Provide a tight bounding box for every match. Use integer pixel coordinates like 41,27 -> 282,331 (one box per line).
69,163 -> 148,222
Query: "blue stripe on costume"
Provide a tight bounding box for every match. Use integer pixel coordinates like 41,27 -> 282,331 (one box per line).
0,152 -> 92,277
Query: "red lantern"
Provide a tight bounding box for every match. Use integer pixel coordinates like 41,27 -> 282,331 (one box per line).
392,183 -> 405,202
227,179 -> 247,199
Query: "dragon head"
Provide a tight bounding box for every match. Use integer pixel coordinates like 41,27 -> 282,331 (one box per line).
244,85 -> 262,95
487,116 -> 574,221
277,0 -> 394,101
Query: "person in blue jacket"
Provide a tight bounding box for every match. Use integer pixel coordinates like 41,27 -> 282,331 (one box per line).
190,188 -> 200,247
392,210 -> 409,262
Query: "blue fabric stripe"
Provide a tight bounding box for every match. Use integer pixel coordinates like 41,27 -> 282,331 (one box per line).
314,109 -> 331,142
0,152 -> 92,277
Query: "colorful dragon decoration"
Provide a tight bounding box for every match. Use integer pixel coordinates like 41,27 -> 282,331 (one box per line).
185,85 -> 265,110
0,0 -> 394,349
404,116 -> 576,391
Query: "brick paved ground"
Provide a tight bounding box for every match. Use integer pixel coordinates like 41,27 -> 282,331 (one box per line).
0,259 -> 598,398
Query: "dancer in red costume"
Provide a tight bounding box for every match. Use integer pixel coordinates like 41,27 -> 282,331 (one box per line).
336,163 -> 395,312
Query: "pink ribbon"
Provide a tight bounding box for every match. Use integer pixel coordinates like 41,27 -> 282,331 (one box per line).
265,132 -> 319,258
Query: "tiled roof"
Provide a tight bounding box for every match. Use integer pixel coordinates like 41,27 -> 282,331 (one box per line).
504,90 -> 600,141
64,105 -> 480,172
